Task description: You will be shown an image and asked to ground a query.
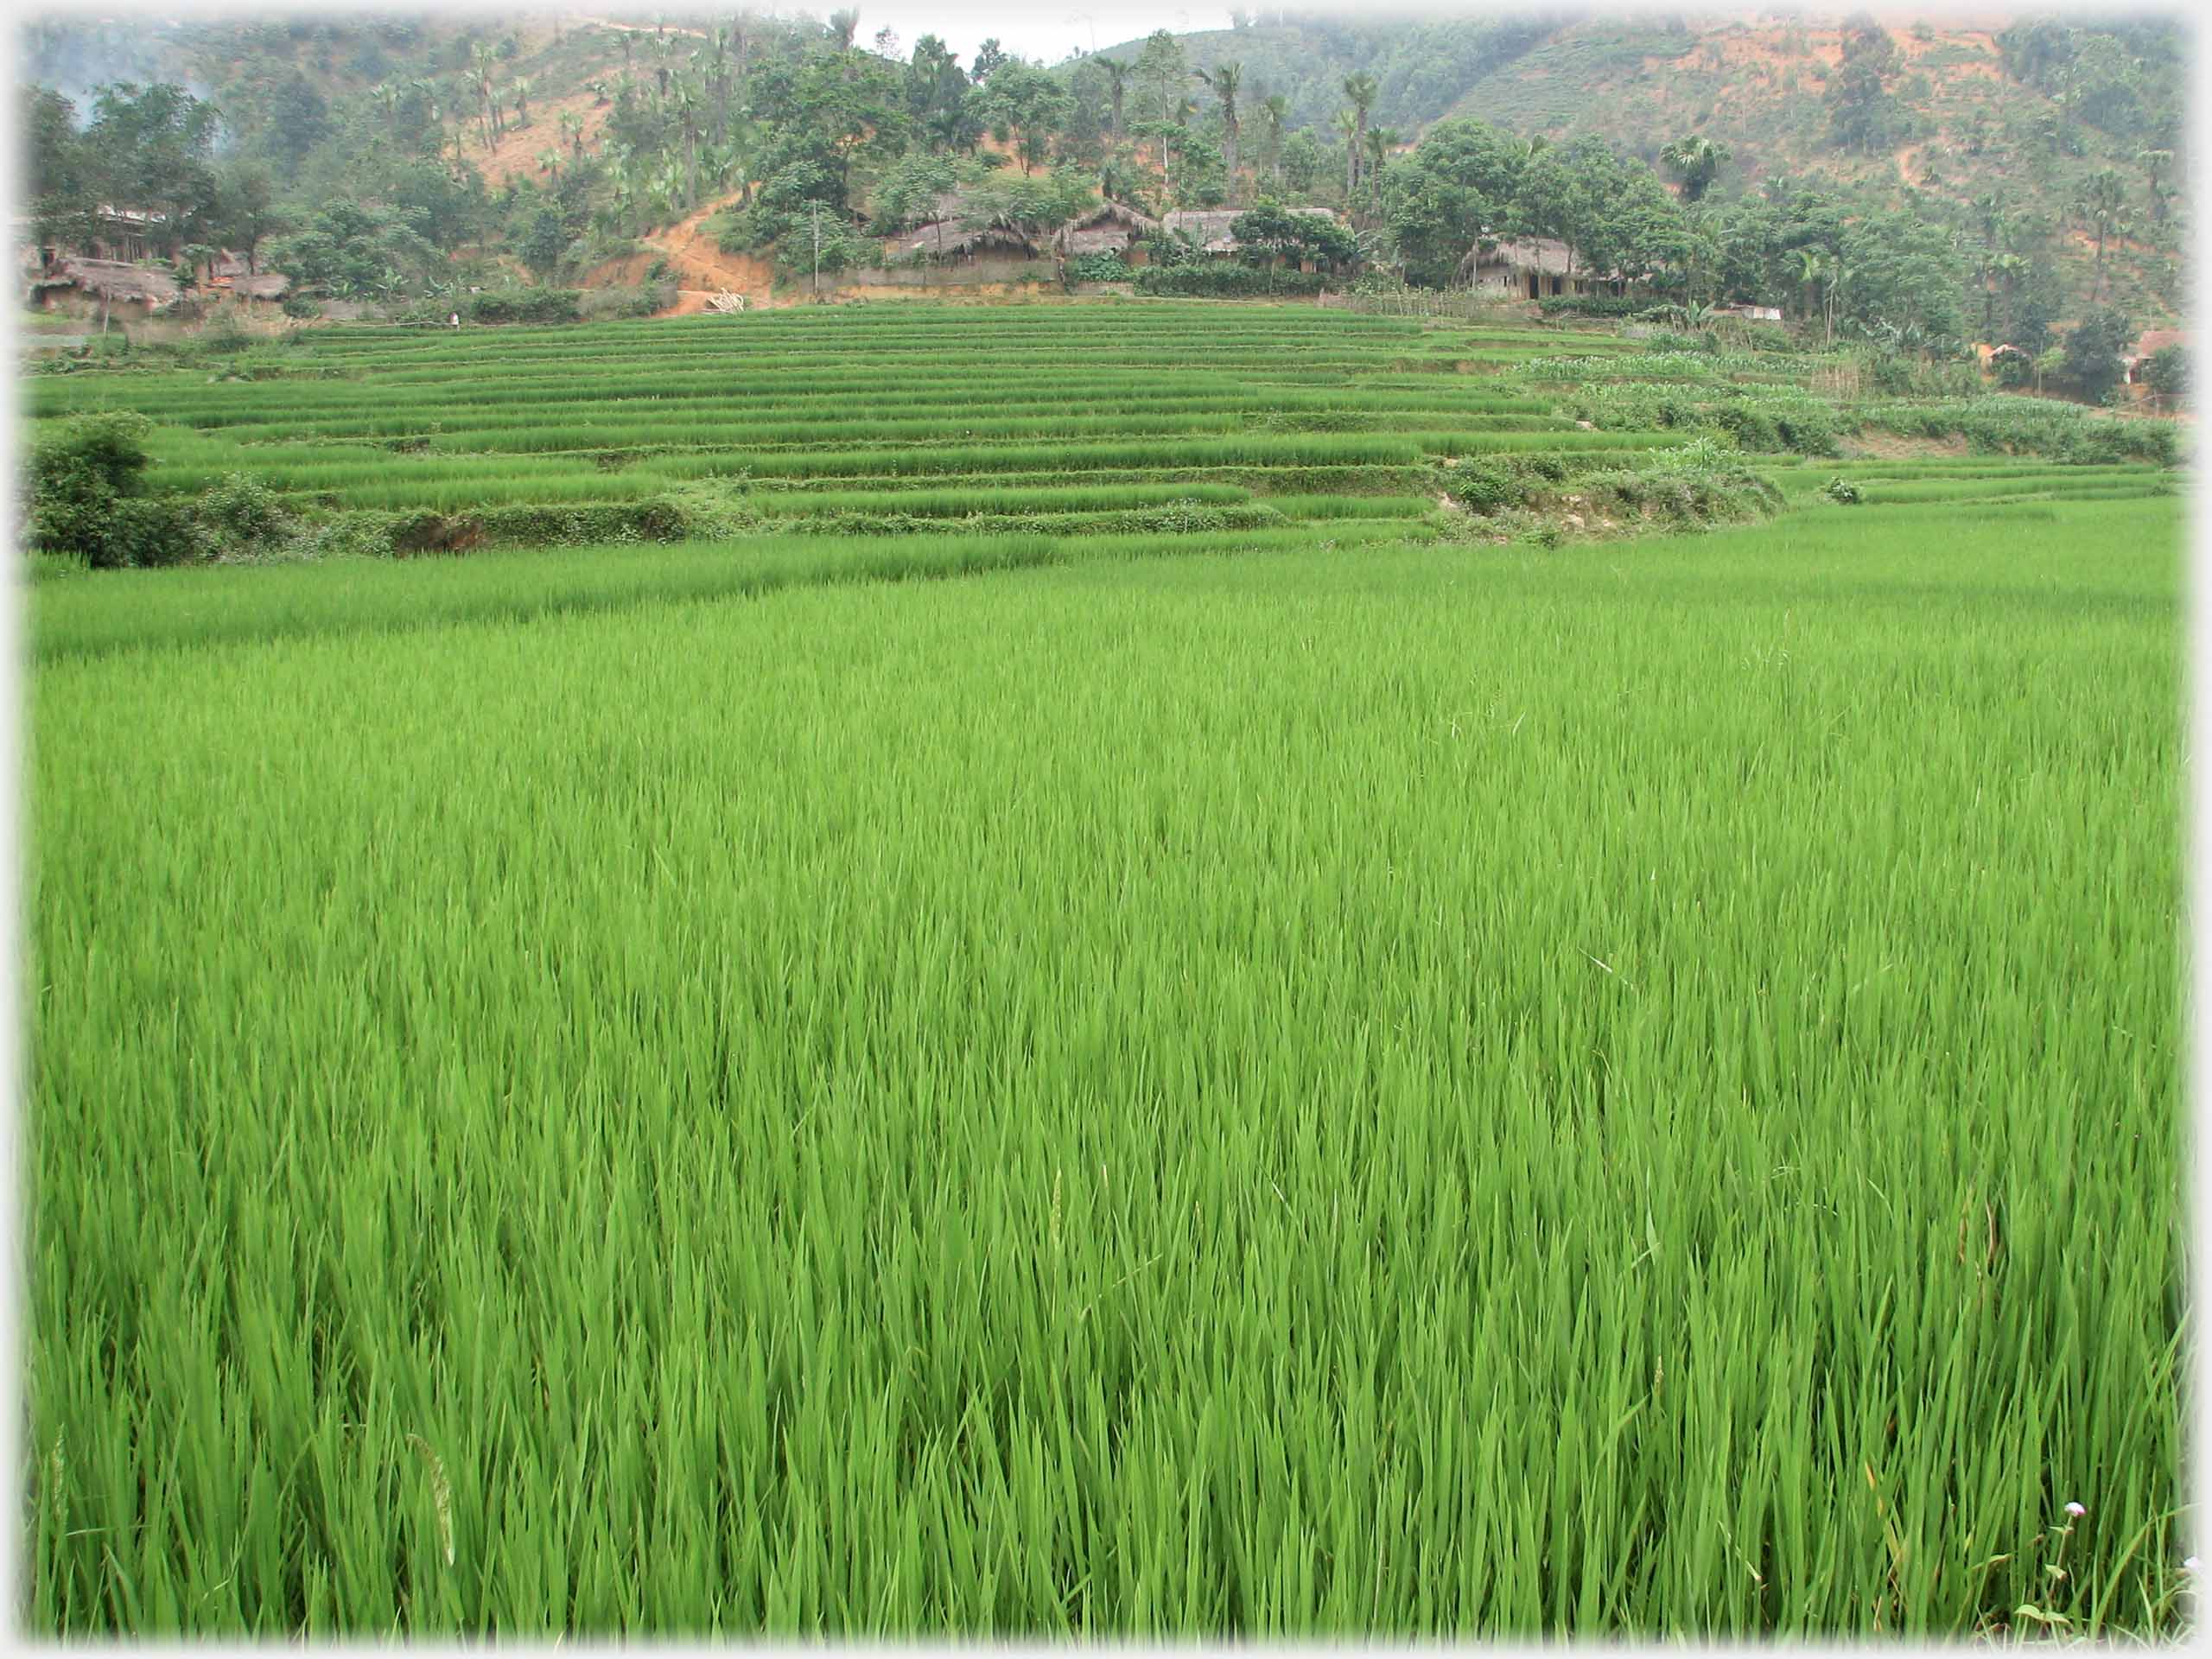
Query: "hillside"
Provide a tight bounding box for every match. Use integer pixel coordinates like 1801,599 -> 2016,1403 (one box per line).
1435,14 -> 2184,321
19,8 -> 2187,330
1096,9 -> 2184,323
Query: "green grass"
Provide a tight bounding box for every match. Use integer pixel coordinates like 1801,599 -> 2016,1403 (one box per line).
24,306 -> 2188,1639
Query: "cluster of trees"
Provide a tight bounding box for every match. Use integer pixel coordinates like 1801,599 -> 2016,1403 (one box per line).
18,8 -> 2185,377
1376,116 -> 1980,346
26,82 -> 280,276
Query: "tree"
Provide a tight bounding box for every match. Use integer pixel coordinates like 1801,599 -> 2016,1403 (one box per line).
2059,307 -> 2132,400
2140,343 -> 2186,397
214,159 -> 284,276
869,151 -> 957,234
83,82 -> 222,255
1826,15 -> 1901,155
972,38 -> 1008,84
1100,57 -> 1130,141
1258,93 -> 1288,194
1281,127 -> 1323,196
1341,71 -> 1376,200
2137,148 -> 2175,224
29,413 -> 199,570
26,86 -> 94,262
2072,168 -> 2129,301
1230,202 -> 1356,269
1135,31 -> 1190,200
518,203 -> 569,280
469,41 -> 501,145
1514,135 -> 1628,284
978,60 -> 1071,175
1363,127 -> 1397,219
1658,135 -> 1730,203
1198,62 -> 1243,202
960,167 -> 1096,249
1382,115 -> 1529,285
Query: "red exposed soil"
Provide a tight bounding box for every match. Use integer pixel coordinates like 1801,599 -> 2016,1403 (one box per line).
637,196 -> 777,310
459,89 -> 618,190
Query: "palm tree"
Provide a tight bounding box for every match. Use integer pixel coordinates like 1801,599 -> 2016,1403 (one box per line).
1821,253 -> 1848,346
704,25 -> 734,143
2137,148 -> 2174,224
1364,125 -> 1397,219
1657,135 -> 1729,203
2073,168 -> 2129,301
537,147 -> 563,182
1334,107 -> 1361,205
469,41 -> 500,146
1791,245 -> 1824,325
511,76 -> 533,126
1260,93 -> 1288,193
1341,72 -> 1376,200
1100,57 -> 1129,140
1198,62 -> 1243,204
560,110 -> 587,160
673,75 -> 702,210
652,34 -> 675,107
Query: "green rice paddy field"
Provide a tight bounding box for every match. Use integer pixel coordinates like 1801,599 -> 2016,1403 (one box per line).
24,304 -> 2189,1637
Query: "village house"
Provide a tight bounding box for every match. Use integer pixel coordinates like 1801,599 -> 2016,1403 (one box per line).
27,256 -> 180,324
1061,200 -> 1159,265
25,246 -> 291,331
1459,235 -> 1628,301
210,251 -> 291,302
880,196 -> 1162,286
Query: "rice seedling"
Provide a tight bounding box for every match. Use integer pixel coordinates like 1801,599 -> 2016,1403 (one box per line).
25,304 -> 2186,1639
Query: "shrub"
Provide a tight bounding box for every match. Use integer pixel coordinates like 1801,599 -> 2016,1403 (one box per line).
200,313 -> 254,354
1135,265 -> 1328,298
2058,308 -> 2132,402
197,473 -> 292,554
1825,476 -> 1863,504
1534,296 -> 1644,319
466,289 -> 584,325
26,412 -> 201,569
2142,344 -> 2187,397
1071,251 -> 1132,283
105,497 -> 206,567
579,282 -> 677,321
1989,345 -> 2036,389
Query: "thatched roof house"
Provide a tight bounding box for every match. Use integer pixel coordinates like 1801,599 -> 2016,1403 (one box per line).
211,253 -> 290,300
900,220 -> 1039,259
1065,200 -> 1159,259
1459,235 -> 1624,299
29,257 -> 180,315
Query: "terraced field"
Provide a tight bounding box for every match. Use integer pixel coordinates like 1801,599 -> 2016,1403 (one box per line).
31,307 -> 2177,544
29,308 -> 1675,532
25,304 -> 2189,1639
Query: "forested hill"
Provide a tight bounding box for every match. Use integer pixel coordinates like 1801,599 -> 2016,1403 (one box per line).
19,9 -> 2186,332
1091,9 -> 2184,321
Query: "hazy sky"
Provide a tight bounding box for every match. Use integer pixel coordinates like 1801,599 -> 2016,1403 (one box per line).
10,1 -> 1239,72
824,3 -> 1237,65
